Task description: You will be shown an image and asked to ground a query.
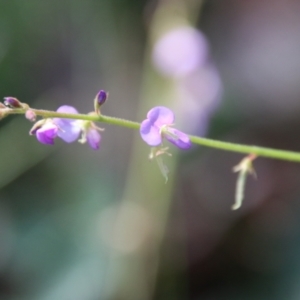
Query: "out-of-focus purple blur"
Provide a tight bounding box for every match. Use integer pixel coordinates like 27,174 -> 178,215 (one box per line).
152,26 -> 222,135
152,27 -> 209,78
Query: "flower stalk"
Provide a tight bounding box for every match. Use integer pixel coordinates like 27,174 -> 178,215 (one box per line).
2,105 -> 300,163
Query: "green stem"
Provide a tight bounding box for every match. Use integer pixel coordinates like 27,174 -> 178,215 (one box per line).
4,108 -> 139,130
3,107 -> 300,162
189,135 -> 300,162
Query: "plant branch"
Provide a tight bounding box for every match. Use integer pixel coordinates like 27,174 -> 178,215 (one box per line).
3,107 -> 300,162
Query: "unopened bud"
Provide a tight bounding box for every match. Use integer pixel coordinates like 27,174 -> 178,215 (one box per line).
3,97 -> 23,108
97,90 -> 108,106
0,103 -> 6,109
94,90 -> 108,114
25,110 -> 36,122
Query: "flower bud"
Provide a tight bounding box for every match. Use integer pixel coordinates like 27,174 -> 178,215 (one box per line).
25,109 -> 36,122
3,97 -> 23,108
0,103 -> 6,109
94,90 -> 108,114
97,90 -> 108,106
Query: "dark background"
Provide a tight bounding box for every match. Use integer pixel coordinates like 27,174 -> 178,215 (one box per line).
1,0 -> 300,299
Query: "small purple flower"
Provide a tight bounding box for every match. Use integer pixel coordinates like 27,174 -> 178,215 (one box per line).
86,127 -> 101,150
30,105 -> 102,149
77,121 -> 102,150
140,106 -> 191,149
36,122 -> 58,145
30,105 -> 79,145
53,106 -> 81,143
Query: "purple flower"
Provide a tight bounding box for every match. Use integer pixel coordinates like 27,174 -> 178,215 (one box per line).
140,106 -> 191,149
36,122 -> 58,145
86,128 -> 101,150
53,106 -> 81,143
30,105 -> 102,149
78,122 -> 102,150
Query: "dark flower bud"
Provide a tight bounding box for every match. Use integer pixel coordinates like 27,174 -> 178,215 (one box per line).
94,90 -> 108,114
97,90 -> 108,106
3,97 -> 23,108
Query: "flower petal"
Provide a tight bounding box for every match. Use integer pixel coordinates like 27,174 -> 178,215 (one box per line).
36,123 -> 58,145
140,119 -> 162,146
164,127 -> 191,149
56,120 -> 81,143
53,106 -> 81,143
56,105 -> 79,114
86,128 -> 101,150
147,106 -> 174,127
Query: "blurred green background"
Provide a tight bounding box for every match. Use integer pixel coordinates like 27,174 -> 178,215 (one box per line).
1,0 -> 300,299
